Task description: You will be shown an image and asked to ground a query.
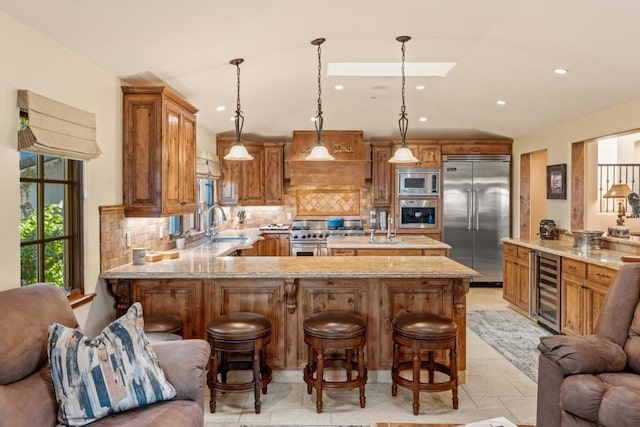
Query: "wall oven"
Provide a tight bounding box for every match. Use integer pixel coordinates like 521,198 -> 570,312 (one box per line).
397,168 -> 440,197
399,199 -> 438,229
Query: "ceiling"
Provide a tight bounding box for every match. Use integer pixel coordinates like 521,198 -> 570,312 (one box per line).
3,0 -> 640,141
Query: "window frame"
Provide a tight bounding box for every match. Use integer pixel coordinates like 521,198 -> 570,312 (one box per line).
19,154 -> 84,299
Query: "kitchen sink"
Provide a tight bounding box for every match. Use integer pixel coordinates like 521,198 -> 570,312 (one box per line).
211,237 -> 251,243
367,239 -> 404,245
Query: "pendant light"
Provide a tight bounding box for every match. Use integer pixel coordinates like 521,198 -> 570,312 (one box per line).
305,38 -> 334,161
224,58 -> 254,161
389,36 -> 419,164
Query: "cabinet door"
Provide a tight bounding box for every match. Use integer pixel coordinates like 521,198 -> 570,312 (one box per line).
379,278 -> 453,367
372,143 -> 392,206
502,256 -> 518,305
264,145 -> 284,205
260,234 -> 280,256
516,258 -> 529,312
561,274 -> 584,336
213,279 -> 286,368
132,279 -> 203,339
218,141 -> 240,205
179,111 -> 197,210
298,279 -> 370,367
585,281 -> 609,335
240,145 -> 265,205
417,144 -> 441,168
278,233 -> 290,256
123,94 -> 163,216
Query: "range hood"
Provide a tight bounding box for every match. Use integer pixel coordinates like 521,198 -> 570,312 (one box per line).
285,130 -> 370,186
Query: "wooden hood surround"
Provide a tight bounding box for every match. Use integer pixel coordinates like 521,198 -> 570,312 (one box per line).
286,130 -> 370,186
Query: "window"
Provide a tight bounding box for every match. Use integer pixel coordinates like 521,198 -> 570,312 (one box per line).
195,177 -> 216,231
19,153 -> 83,297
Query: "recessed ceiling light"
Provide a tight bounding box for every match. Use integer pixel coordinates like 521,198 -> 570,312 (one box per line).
419,117 -> 427,122
216,105 -> 226,111
416,85 -> 425,90
496,100 -> 507,106
554,68 -> 569,75
327,62 -> 457,77
335,84 -> 344,90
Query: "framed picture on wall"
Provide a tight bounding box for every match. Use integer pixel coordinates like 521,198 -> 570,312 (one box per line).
547,164 -> 567,199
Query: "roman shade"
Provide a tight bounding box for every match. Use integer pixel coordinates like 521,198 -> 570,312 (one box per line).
196,153 -> 221,179
17,90 -> 102,161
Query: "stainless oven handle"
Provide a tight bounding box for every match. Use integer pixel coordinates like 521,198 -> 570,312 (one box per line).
466,189 -> 472,230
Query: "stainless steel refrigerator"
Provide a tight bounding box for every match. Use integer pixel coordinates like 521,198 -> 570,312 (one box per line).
442,155 -> 510,283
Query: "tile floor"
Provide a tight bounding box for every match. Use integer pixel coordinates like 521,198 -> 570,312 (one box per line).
203,287 -> 538,426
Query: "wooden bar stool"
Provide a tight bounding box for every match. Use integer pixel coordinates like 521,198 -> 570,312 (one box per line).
143,312 -> 184,337
303,310 -> 367,413
391,311 -> 458,415
206,312 -> 272,414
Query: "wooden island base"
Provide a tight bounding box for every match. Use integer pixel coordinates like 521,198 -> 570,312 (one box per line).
103,255 -> 478,379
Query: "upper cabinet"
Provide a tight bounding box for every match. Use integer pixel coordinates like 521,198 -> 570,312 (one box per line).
217,138 -> 284,206
122,86 -> 198,217
441,140 -> 511,156
371,141 -> 392,206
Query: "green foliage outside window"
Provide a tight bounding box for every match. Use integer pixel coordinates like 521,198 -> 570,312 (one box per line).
20,204 -> 65,288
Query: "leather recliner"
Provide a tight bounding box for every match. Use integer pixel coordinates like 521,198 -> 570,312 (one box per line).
0,283 -> 211,427
537,263 -> 640,426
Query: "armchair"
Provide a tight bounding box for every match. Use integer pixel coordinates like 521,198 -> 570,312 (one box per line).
0,284 -> 210,427
537,263 -> 640,426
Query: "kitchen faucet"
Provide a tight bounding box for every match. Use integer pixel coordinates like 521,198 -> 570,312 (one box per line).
206,205 -> 227,240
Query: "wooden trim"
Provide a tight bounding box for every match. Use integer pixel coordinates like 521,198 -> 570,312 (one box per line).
69,292 -> 96,309
98,205 -> 125,214
571,142 -> 585,231
520,153 -> 531,239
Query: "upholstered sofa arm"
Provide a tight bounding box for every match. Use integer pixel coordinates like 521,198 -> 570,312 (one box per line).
538,335 -> 626,375
152,339 -> 211,408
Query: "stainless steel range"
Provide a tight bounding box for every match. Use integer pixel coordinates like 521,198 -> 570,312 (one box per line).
290,218 -> 365,256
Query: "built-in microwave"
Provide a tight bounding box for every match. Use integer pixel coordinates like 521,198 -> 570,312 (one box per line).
397,168 -> 440,197
399,198 -> 438,229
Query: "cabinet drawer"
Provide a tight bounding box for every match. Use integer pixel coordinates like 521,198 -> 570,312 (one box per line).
587,265 -> 616,285
503,243 -> 518,258
517,247 -> 530,260
562,258 -> 586,278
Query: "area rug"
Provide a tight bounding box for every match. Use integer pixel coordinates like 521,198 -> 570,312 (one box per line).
467,310 -> 551,382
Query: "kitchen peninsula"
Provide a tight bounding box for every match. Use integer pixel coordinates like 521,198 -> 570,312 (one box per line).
327,234 -> 451,256
101,248 -> 479,378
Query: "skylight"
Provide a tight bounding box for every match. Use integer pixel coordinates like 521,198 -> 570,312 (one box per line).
327,62 -> 457,77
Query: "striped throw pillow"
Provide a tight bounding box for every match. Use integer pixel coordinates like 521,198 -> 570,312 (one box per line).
47,303 -> 176,426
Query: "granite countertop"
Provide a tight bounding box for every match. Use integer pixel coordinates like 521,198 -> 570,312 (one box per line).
99,251 -> 480,280
327,235 -> 451,250
502,237 -> 627,269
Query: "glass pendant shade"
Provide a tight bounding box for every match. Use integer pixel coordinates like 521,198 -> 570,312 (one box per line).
389,145 -> 419,163
223,142 -> 253,161
306,143 -> 334,161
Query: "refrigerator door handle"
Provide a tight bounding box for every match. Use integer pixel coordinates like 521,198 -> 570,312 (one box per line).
473,189 -> 480,230
466,189 -> 472,230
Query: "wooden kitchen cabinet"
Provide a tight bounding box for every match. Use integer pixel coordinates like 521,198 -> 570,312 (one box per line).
561,259 -> 613,336
502,243 -> 530,314
378,278 -> 455,367
213,279 -> 287,368
132,279 -> 203,338
122,86 -> 198,217
441,140 -> 512,156
297,278 -> 370,367
371,142 -> 393,206
217,138 -> 284,206
259,232 -> 290,256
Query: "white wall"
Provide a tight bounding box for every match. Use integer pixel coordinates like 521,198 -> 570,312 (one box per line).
0,11 -> 213,336
513,100 -> 640,236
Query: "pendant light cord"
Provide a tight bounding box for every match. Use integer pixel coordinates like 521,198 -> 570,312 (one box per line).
398,37 -> 409,146
233,59 -> 244,143
314,39 -> 324,142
